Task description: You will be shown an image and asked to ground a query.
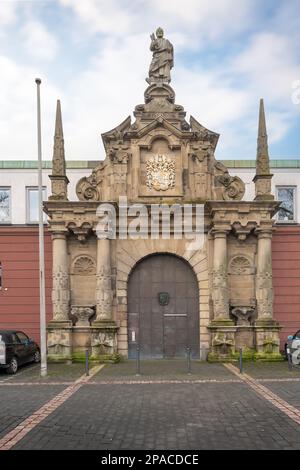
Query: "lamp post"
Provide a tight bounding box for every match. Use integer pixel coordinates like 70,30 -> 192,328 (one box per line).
35,78 -> 47,377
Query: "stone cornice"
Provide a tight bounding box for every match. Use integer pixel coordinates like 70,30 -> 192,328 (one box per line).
206,200 -> 280,213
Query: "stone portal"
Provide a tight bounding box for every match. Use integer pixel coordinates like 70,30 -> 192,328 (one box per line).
45,29 -> 281,362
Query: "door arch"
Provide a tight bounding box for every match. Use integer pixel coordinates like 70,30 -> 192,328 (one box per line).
127,253 -> 199,359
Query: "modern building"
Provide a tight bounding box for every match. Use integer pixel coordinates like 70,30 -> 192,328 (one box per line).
0,30 -> 299,360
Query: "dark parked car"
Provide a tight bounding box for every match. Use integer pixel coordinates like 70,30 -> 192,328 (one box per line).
285,330 -> 300,364
0,330 -> 40,374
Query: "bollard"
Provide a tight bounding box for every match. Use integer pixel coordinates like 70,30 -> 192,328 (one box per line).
136,344 -> 141,376
187,347 -> 192,375
239,348 -> 243,374
201,345 -> 207,362
85,349 -> 89,376
287,351 -> 293,371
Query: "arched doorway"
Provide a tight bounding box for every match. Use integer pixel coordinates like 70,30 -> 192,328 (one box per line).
128,254 -> 199,359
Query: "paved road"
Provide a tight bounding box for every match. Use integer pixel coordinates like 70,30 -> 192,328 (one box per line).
1,360 -> 300,450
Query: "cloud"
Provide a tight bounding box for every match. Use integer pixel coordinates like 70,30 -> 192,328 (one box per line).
59,0 -> 137,35
21,20 -> 59,61
0,0 -> 299,161
0,1 -> 16,27
0,54 -> 62,159
231,32 -> 300,106
58,0 -> 258,47
152,0 -> 257,39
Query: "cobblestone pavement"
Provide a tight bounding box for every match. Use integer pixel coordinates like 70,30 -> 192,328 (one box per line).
94,360 -> 235,382
242,362 -> 300,380
262,382 -> 300,409
0,385 -> 65,439
0,363 -> 39,382
11,381 -> 300,450
2,361 -> 300,450
0,363 -> 87,384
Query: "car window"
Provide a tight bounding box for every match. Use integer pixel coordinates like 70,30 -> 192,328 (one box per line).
16,332 -> 29,343
11,333 -> 20,343
295,330 -> 300,339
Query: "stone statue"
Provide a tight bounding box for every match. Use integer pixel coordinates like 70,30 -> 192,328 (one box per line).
147,27 -> 174,84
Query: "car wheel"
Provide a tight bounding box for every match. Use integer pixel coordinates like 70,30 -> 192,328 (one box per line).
33,350 -> 40,363
6,357 -> 18,375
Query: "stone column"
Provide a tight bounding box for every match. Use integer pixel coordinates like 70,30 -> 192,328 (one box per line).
208,228 -> 235,359
208,228 -> 236,359
256,229 -> 273,320
212,230 -> 229,320
95,238 -> 113,322
52,231 -> 70,322
92,237 -> 118,359
47,231 -> 72,361
254,228 -> 280,358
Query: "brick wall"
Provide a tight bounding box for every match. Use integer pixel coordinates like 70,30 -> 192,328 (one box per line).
0,228 -> 52,344
273,226 -> 300,350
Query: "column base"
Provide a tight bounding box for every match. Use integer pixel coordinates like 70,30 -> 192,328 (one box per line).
47,321 -> 73,362
208,323 -> 237,360
254,320 -> 281,356
90,322 -> 119,361
207,319 -> 282,361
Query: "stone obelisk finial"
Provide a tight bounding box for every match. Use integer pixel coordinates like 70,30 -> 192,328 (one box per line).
253,99 -> 274,200
49,100 -> 69,200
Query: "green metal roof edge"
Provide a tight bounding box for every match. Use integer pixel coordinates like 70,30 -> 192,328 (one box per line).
0,160 -> 96,169
0,159 -> 300,169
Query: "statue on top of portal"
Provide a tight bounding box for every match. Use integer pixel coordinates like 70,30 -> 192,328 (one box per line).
147,27 -> 174,85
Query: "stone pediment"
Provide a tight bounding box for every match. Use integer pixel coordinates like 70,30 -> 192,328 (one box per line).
75,49 -> 244,204
76,94 -> 245,203
101,115 -> 132,152
190,116 -> 219,152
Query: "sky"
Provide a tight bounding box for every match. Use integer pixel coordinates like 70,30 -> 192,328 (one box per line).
0,0 -> 299,161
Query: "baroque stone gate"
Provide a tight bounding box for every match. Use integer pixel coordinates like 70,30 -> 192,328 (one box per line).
45,28 -> 281,361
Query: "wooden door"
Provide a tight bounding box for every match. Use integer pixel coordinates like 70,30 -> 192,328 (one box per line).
128,254 -> 199,359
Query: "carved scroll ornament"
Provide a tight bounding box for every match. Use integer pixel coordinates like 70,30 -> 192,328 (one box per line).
217,174 -> 245,201
76,168 -> 102,201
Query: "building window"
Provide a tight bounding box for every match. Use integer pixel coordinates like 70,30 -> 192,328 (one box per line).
26,187 -> 47,224
0,187 -> 11,223
276,186 -> 297,223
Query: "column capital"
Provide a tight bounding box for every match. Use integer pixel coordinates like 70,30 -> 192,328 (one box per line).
255,228 -> 273,240
210,227 -> 230,239
51,230 -> 68,241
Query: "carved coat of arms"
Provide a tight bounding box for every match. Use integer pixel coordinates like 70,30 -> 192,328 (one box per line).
146,154 -> 175,191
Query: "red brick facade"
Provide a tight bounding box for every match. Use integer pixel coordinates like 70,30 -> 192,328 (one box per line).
0,228 -> 52,343
273,226 -> 300,349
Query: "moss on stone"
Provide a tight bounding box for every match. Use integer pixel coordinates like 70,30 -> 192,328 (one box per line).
231,348 -> 255,362
209,319 -> 235,327
208,348 -> 256,363
253,352 -> 284,362
207,352 -> 237,363
89,353 -> 122,363
47,355 -> 72,363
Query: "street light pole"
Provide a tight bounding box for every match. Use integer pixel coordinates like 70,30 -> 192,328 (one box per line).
35,78 -> 47,377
